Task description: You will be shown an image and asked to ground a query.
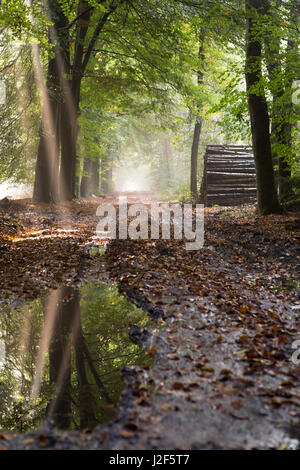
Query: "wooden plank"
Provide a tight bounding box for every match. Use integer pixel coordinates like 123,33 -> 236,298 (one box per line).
207,188 -> 256,195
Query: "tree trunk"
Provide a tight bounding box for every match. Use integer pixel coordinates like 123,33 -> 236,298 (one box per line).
80,158 -> 92,197
190,35 -> 205,200
90,159 -> 100,195
33,0 -> 70,203
100,154 -> 113,195
245,0 -> 281,214
59,1 -> 91,200
33,48 -> 60,203
60,3 -> 120,200
262,0 -> 293,202
190,117 -> 202,198
279,0 -> 299,202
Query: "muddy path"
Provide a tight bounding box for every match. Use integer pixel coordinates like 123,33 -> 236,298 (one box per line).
0,200 -> 299,450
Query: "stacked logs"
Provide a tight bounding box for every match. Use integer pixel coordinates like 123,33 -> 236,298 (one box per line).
200,145 -> 257,206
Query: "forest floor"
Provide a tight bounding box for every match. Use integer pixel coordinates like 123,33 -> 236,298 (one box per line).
0,196 -> 299,450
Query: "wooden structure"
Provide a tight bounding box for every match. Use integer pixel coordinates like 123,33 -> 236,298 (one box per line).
200,144 -> 257,206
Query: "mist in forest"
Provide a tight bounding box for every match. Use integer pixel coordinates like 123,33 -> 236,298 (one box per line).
0,182 -> 31,200
114,165 -> 151,193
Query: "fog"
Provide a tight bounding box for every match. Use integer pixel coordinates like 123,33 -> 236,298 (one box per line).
114,165 -> 151,193
0,182 -> 32,200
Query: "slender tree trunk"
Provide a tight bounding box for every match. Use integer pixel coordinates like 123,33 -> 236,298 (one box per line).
100,154 -> 113,195
245,0 -> 281,214
163,136 -> 172,188
90,159 -> 100,195
190,117 -> 202,198
59,77 -> 82,201
59,1 -> 90,201
190,35 -> 205,200
60,2 -> 120,200
80,158 -> 92,197
279,0 -> 299,202
262,0 -> 293,202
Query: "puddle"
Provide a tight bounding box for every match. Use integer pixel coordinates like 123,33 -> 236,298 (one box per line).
0,283 -> 154,432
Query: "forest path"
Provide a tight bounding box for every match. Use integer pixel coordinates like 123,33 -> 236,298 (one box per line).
101,207 -> 299,450
0,198 -> 299,449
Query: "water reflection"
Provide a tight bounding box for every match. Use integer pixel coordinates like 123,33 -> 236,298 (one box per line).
0,284 -> 153,432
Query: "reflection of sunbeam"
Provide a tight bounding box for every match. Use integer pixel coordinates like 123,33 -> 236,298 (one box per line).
31,289 -> 60,400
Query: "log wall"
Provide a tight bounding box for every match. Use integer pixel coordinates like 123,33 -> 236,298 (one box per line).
200,144 -> 257,206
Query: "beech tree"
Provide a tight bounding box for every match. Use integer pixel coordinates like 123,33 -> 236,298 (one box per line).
245,0 -> 281,214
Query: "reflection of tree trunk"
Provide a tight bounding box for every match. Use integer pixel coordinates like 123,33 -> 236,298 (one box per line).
80,333 -> 113,405
71,291 -> 96,429
47,287 -> 74,429
46,286 -> 112,429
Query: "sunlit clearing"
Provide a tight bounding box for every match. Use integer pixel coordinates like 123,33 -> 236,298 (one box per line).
0,182 -> 31,199
114,165 -> 150,192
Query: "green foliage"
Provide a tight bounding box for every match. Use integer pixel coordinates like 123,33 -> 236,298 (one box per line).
0,0 -> 298,198
0,37 -> 40,185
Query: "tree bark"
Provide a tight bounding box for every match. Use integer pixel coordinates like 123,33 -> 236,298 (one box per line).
59,1 -> 90,201
80,158 -> 92,197
279,0 -> 299,202
262,0 -> 293,202
33,0 -> 69,203
100,154 -> 113,195
90,159 -> 100,195
245,0 -> 281,214
60,2 -> 119,200
190,117 -> 202,198
33,52 -> 60,203
190,34 -> 204,200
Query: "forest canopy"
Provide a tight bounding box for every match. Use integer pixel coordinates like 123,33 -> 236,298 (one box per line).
0,0 -> 299,213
